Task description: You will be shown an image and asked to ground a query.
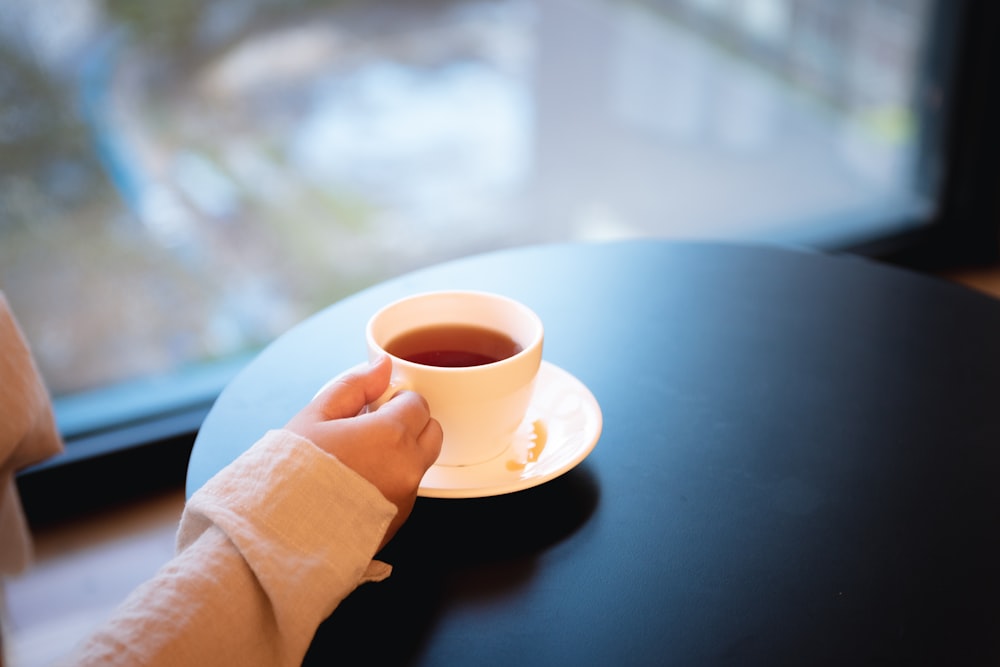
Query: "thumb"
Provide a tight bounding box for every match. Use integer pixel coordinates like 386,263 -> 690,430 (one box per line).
312,355 -> 392,421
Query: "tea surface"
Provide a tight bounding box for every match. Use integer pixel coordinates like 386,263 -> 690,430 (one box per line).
386,324 -> 523,367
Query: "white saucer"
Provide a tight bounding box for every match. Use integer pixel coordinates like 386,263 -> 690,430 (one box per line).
418,361 -> 602,499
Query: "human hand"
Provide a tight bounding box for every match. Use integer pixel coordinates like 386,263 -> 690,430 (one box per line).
285,355 -> 443,550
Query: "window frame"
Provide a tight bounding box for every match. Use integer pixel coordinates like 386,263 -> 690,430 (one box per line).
849,0 -> 1000,269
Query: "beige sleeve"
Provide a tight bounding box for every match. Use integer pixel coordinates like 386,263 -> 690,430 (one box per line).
66,429 -> 397,667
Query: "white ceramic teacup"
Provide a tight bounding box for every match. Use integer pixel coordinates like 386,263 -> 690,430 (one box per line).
366,290 -> 544,467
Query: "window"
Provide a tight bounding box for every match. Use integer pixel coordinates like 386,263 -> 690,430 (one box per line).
0,0 -> 985,467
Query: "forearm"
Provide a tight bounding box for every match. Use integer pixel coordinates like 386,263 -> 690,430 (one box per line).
66,430 -> 397,667
70,526 -> 294,665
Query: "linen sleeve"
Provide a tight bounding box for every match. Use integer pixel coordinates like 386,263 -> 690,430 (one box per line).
66,429 -> 397,667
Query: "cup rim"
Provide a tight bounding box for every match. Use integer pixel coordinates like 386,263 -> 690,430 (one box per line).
366,289 -> 543,372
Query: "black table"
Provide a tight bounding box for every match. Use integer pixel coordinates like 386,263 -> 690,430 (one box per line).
186,240 -> 1000,665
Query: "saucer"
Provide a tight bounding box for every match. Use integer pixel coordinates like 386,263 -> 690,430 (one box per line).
418,361 -> 602,499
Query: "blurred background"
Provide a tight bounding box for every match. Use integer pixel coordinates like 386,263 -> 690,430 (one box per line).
0,0 -> 955,452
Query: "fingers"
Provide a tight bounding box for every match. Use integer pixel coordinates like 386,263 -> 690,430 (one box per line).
369,389 -> 429,434
417,415 -> 444,468
368,390 -> 443,468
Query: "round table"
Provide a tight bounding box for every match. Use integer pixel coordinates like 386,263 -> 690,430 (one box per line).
187,240 -> 1000,665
